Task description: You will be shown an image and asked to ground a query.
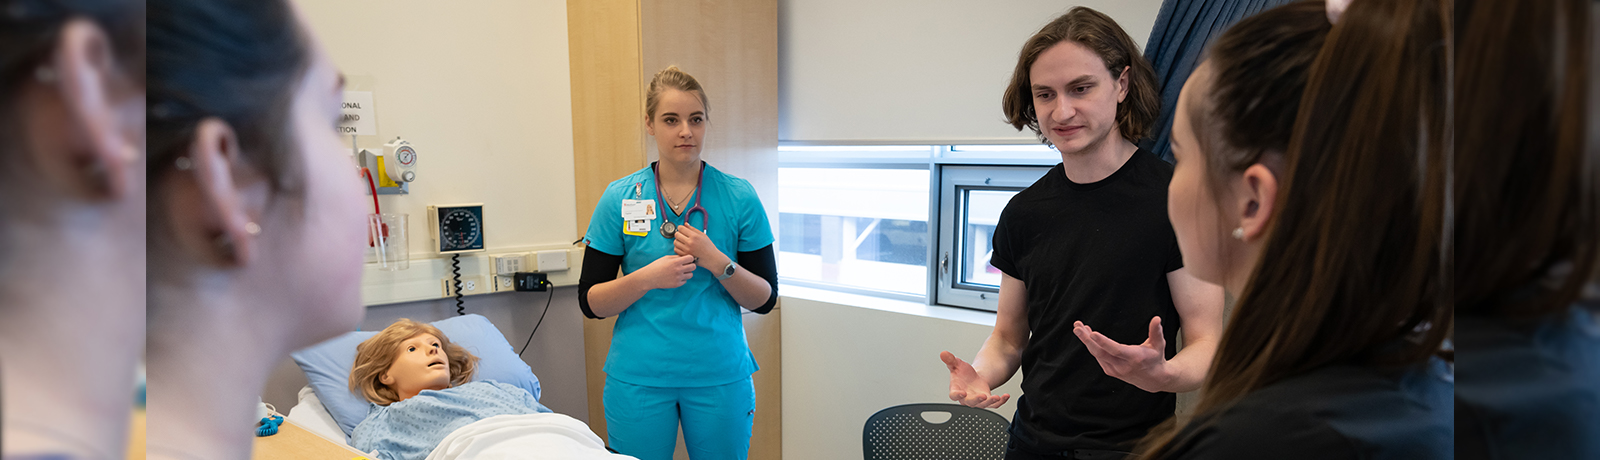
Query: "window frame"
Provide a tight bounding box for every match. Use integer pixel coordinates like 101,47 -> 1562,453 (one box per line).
776,144 -> 1058,312
775,161 -> 934,298
932,165 -> 1052,311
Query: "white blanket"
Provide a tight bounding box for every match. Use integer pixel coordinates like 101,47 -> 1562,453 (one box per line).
424,413 -> 638,460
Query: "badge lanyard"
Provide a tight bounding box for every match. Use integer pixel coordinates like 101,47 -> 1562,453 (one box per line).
653,161 -> 708,238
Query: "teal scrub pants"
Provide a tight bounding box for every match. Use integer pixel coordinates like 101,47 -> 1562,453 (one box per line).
603,375 -> 756,460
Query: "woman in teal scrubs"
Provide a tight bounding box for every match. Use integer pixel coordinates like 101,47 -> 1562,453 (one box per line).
578,65 -> 778,460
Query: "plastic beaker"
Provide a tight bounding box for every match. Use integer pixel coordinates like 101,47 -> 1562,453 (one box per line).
369,213 -> 409,271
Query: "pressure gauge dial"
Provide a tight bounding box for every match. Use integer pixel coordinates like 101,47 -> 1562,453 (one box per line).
394,144 -> 416,167
384,138 -> 418,183
429,204 -> 485,254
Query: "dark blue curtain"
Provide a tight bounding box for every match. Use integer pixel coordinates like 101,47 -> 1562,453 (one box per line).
1140,0 -> 1297,162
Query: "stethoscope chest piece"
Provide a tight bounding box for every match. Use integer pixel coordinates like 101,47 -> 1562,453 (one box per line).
661,221 -> 678,239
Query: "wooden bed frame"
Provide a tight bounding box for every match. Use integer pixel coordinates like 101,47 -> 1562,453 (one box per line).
250,419 -> 371,460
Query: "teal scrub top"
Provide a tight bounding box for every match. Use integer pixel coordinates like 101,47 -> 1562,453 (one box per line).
583,162 -> 775,388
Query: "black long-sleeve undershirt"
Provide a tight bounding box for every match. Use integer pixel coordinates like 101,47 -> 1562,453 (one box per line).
578,244 -> 778,319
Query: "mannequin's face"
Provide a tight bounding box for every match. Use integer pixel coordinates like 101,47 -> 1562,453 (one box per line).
380,333 -> 452,400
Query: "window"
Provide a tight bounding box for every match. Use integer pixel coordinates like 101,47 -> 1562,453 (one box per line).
777,144 -> 1057,309
934,166 -> 1050,311
778,166 -> 931,297
959,189 -> 1012,288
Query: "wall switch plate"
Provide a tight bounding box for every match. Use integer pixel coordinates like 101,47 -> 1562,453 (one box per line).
536,249 -> 569,272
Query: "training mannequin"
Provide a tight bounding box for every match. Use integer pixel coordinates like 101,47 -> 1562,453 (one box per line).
351,319 -> 479,405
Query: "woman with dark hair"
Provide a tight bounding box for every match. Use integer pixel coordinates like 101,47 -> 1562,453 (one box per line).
146,0 -> 368,457
0,0 -> 145,457
1454,0 -> 1600,458
1138,0 -> 1452,458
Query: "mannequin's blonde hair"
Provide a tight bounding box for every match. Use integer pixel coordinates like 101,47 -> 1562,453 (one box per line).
350,319 -> 478,405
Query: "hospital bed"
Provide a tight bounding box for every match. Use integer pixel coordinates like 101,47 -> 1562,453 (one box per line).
252,402 -> 371,459
259,314 -> 629,460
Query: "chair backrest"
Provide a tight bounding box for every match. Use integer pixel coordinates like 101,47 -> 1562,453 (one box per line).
863,403 -> 1010,460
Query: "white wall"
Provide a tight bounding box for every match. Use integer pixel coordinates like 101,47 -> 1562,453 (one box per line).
779,0 -> 1164,144
781,292 -> 1026,460
265,0 -> 591,425
295,0 -> 577,262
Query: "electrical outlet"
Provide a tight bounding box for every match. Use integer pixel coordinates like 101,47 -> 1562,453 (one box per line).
441,275 -> 487,297
494,275 -> 517,293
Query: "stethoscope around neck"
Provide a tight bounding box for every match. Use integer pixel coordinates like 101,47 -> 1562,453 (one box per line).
652,160 -> 707,239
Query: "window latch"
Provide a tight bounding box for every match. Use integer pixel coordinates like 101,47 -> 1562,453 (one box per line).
940,251 -> 949,275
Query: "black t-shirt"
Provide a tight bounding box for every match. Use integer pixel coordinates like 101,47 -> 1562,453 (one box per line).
1161,359 -> 1454,459
990,149 -> 1185,453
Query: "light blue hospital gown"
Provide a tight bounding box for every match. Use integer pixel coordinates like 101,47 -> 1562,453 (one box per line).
350,380 -> 552,460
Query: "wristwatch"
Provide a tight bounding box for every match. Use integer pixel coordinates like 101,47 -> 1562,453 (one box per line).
716,261 -> 738,280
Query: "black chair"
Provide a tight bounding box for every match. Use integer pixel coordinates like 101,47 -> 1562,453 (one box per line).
863,403 -> 1010,460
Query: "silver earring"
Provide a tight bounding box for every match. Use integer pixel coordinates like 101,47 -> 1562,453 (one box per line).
33,67 -> 55,83
244,222 -> 261,236
1232,227 -> 1245,240
174,157 -> 193,171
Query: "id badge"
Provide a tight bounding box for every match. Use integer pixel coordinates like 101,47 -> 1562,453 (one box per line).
621,199 -> 658,221
624,219 -> 649,236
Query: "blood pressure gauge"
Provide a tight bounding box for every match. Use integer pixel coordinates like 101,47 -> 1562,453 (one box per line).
384,137 -> 417,183
428,203 -> 484,254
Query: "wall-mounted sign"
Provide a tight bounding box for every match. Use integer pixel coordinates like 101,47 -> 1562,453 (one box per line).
340,91 -> 377,135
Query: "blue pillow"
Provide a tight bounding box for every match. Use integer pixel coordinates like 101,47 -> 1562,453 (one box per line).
290,314 -> 541,439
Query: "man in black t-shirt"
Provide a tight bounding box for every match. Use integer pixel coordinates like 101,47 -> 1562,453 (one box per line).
938,7 -> 1224,459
